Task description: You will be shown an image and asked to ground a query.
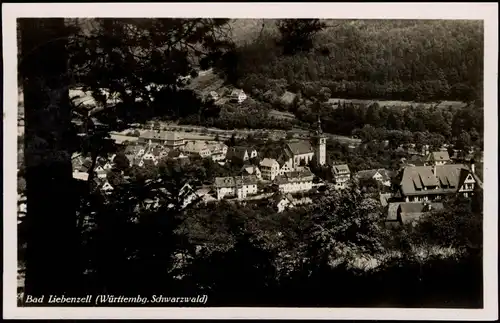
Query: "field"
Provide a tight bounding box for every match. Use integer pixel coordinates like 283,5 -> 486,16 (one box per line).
185,68 -> 225,96
328,98 -> 467,109
269,109 -> 296,120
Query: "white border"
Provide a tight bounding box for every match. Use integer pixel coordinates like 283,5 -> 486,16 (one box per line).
3,2 -> 498,320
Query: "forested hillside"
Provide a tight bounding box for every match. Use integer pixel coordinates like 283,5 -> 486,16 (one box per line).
222,19 -> 483,103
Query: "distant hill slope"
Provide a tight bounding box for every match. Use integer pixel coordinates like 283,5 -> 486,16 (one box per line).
228,19 -> 279,45
225,19 -> 483,103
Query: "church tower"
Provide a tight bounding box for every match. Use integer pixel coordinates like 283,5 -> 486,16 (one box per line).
314,116 -> 326,166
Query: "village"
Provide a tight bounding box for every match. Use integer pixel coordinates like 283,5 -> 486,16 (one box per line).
67,99 -> 483,227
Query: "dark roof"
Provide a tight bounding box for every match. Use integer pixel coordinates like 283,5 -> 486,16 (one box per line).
425,151 -> 451,162
214,175 -> 258,188
399,202 -> 426,214
332,164 -> 350,175
276,152 -> 293,167
168,149 -> 184,158
79,159 -> 93,172
275,168 -> 314,184
356,169 -> 379,180
399,164 -> 472,196
398,202 -> 445,219
227,146 -> 256,159
286,140 -> 313,156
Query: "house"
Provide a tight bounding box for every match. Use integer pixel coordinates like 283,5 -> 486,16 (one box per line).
273,193 -> 295,213
214,175 -> 259,200
424,151 -> 451,166
137,147 -> 146,157
71,155 -> 85,171
138,158 -> 158,168
386,201 -> 444,227
101,181 -> 114,193
397,163 -> 477,202
139,130 -> 185,149
356,168 -> 392,187
73,171 -> 89,181
167,149 -> 188,160
183,140 -> 212,158
285,140 -> 315,169
230,89 -> 247,103
275,168 -> 314,194
195,188 -> 218,204
78,159 -> 93,173
276,151 -> 294,175
404,155 -> 426,167
178,183 -> 200,209
141,148 -> 158,162
241,164 -> 262,180
208,142 -> 228,162
331,164 -> 351,189
259,158 -> 280,181
227,146 -> 258,162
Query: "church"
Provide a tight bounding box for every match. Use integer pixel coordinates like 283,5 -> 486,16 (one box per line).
284,116 -> 327,169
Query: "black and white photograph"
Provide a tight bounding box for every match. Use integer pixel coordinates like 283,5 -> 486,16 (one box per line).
3,2 -> 498,320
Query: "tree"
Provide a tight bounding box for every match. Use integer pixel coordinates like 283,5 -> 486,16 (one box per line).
113,151 -> 130,171
276,19 -> 327,55
20,18 -> 81,299
455,131 -> 472,155
413,196 -> 482,255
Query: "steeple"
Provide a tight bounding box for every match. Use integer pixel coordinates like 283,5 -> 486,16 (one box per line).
316,115 -> 323,136
313,114 -> 327,167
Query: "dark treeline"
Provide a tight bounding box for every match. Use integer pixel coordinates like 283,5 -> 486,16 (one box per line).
219,20 -> 483,103
297,101 -> 484,145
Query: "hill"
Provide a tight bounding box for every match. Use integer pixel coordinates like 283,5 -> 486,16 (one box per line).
221,19 -> 483,104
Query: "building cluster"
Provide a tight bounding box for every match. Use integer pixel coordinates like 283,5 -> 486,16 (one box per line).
67,114 -> 482,226
213,118 -> 350,201
206,88 -> 248,104
385,149 -> 482,227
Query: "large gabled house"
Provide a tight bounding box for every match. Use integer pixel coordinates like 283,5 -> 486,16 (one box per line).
396,163 -> 477,202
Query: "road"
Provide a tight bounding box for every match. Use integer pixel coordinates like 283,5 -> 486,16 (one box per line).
137,122 -> 362,145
